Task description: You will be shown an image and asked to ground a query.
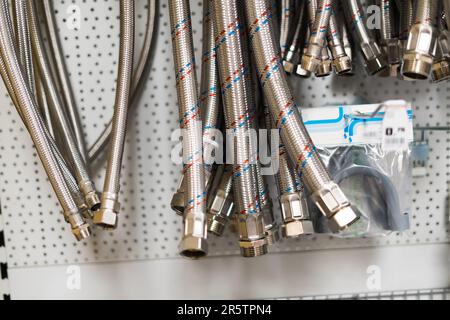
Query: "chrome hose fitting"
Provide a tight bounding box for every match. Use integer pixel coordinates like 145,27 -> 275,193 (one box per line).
66,211 -> 91,241
93,192 -> 120,229
179,211 -> 209,259
79,180 -> 101,212
283,0 -> 308,73
342,0 -> 388,75
207,165 -> 235,236
280,193 -> 314,238
238,213 -> 268,258
401,0 -> 439,80
431,29 -> 450,83
295,29 -> 312,77
315,46 -> 332,77
311,182 -> 359,232
327,3 -> 352,75
261,198 -> 280,245
378,0 -> 401,72
171,176 -> 185,216
302,0 -> 333,73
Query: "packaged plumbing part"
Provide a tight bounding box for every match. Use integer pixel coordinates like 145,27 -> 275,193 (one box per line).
300,100 -> 414,237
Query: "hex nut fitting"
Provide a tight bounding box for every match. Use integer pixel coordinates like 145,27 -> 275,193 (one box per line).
283,60 -> 296,74
179,211 -> 208,259
93,193 -> 120,230
315,59 -> 332,77
237,213 -> 267,257
301,54 -> 321,73
401,23 -> 438,79
208,214 -> 228,236
432,58 -> 450,83
311,182 -> 359,231
295,64 -> 311,77
179,235 -> 208,260
282,220 -> 314,238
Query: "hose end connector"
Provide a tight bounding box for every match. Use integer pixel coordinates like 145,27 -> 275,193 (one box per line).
311,182 -> 359,232
295,64 -> 311,77
315,59 -> 332,77
283,60 -> 296,74
66,210 -> 91,241
401,24 -> 438,80
432,58 -> 450,83
333,55 -> 352,75
171,176 -> 185,216
207,191 -> 234,236
93,193 -> 120,230
79,180 -> 101,212
171,191 -> 185,216
179,211 -> 208,259
280,193 -> 314,238
238,213 -> 268,258
261,201 -> 280,245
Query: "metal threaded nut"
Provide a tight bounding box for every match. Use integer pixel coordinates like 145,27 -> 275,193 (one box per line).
240,243 -> 268,258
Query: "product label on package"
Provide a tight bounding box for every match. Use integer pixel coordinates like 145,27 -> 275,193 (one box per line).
300,101 -> 414,148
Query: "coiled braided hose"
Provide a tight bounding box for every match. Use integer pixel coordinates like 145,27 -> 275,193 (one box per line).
169,0 -> 208,258
0,0 -> 89,239
88,0 -> 156,162
95,0 -> 135,229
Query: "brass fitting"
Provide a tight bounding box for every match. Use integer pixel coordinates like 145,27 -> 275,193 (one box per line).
93,192 -> 120,230
238,213 -> 267,258
179,211 -> 208,259
280,193 -> 314,238
301,43 -> 322,73
315,47 -> 332,77
402,23 -> 439,80
283,60 -> 296,74
311,182 -> 359,232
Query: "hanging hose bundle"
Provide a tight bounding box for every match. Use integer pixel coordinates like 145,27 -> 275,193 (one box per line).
243,0 -> 359,233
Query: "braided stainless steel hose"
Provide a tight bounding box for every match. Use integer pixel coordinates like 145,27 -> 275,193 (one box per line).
213,0 -> 267,257
171,0 -> 222,217
283,0 -> 308,73
88,0 -> 156,163
169,0 -> 208,259
302,0 -> 333,73
41,0 -> 87,164
244,0 -> 359,233
207,165 -> 234,236
94,0 -> 134,230
9,4 -> 89,222
378,0 -> 401,70
280,0 -> 295,58
342,0 -> 388,75
0,0 -> 89,241
12,0 -> 34,93
27,0 -> 100,212
327,2 -> 352,74
401,0 -> 440,79
444,0 -> 450,30
295,0 -> 318,76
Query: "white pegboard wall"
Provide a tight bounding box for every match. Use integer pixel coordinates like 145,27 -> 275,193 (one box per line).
0,0 -> 448,268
